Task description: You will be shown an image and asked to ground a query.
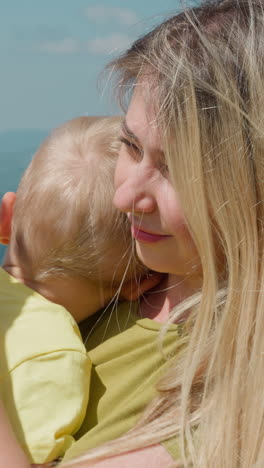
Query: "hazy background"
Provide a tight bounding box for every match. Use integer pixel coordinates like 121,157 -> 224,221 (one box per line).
0,0 -> 194,259
0,0 -> 196,132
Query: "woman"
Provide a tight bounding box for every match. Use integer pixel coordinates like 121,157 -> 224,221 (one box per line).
61,1 -> 264,466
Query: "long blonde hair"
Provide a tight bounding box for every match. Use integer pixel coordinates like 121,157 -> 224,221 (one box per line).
62,1 -> 264,467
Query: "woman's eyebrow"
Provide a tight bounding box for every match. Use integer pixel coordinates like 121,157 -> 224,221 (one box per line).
121,119 -> 164,157
121,120 -> 140,144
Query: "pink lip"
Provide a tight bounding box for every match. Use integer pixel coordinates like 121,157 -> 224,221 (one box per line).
131,225 -> 172,244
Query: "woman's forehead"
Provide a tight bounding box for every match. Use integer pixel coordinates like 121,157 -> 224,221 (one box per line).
125,83 -> 161,150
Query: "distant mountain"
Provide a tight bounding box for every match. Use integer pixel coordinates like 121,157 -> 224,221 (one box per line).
0,129 -> 48,153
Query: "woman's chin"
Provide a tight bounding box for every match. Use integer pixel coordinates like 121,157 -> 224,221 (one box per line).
136,243 -> 169,274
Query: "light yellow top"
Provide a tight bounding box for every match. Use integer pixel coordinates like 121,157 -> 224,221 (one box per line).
64,302 -> 186,462
0,267 -> 91,464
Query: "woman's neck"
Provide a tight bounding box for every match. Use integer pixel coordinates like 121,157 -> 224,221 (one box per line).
139,273 -> 201,323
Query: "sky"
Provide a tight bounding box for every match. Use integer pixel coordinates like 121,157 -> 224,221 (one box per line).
0,0 -> 194,132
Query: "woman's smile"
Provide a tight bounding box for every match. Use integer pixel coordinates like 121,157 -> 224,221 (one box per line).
131,224 -> 172,244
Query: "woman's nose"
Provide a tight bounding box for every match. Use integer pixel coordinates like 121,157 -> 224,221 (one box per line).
114,172 -> 156,214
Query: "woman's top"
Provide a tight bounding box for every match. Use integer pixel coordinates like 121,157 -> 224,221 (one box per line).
63,301 -> 186,462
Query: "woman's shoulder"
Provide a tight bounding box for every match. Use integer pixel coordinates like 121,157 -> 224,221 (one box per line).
79,301 -> 180,355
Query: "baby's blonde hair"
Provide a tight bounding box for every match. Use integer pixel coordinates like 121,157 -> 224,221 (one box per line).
12,116 -> 140,285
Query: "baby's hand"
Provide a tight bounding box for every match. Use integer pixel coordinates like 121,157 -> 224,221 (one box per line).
120,272 -> 164,301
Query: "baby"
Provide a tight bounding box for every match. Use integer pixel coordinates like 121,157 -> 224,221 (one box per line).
0,116 -> 150,465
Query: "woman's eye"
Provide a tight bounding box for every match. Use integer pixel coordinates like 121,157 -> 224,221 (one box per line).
119,136 -> 139,152
119,136 -> 142,159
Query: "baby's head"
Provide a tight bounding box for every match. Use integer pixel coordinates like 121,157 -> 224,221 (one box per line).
2,117 -> 145,320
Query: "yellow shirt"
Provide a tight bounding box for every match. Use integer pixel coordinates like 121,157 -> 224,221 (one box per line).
0,268 -> 91,464
64,302 -> 186,462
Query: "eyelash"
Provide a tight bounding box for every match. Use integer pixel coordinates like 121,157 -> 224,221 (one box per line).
119,136 -> 142,157
119,135 -> 170,177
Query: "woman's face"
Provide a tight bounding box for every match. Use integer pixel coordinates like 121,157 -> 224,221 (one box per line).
114,83 -> 201,278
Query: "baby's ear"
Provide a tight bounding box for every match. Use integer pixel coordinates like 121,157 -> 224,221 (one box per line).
0,192 -> 16,245
119,272 -> 164,301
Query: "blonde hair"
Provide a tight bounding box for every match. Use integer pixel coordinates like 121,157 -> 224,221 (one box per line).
12,116 -> 141,284
61,1 -> 264,467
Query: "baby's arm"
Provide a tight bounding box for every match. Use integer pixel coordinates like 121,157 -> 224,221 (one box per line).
0,268 -> 91,465
0,398 -> 59,468
0,399 -> 31,468
5,349 -> 91,464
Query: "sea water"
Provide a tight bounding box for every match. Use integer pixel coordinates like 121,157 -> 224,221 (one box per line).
0,130 -> 48,261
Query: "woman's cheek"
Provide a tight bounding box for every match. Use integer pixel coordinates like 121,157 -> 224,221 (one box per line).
162,183 -> 193,240
170,213 -> 190,239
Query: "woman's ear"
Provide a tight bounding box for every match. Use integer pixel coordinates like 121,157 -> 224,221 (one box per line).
0,192 -> 16,245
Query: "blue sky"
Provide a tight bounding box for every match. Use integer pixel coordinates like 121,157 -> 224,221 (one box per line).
0,0 -> 195,132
